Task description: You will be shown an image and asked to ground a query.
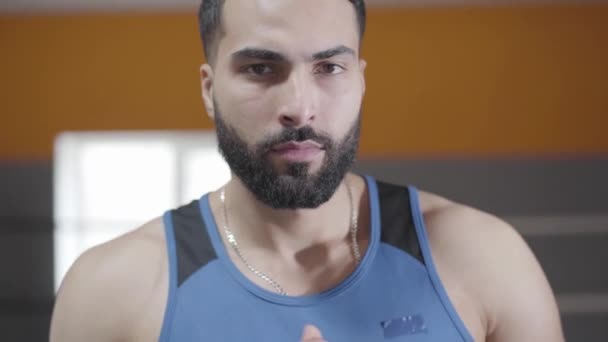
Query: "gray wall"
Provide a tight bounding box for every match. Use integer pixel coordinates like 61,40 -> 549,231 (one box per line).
2,158 -> 607,341
1,162 -> 54,342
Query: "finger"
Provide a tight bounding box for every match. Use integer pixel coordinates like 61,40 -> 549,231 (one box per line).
300,324 -> 326,341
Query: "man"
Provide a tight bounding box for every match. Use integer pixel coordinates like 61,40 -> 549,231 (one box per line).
50,0 -> 565,341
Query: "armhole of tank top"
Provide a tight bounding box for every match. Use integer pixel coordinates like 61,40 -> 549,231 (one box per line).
408,186 -> 475,342
158,211 -> 178,342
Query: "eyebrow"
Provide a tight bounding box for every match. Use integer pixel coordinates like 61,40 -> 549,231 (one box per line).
231,45 -> 356,63
311,45 -> 356,61
231,48 -> 286,62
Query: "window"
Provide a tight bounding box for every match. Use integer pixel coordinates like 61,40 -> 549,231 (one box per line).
53,131 -> 231,290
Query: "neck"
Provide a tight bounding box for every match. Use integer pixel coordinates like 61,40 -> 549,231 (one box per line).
215,173 -> 364,258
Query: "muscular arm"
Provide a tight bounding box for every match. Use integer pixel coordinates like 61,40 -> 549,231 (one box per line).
482,223 -> 564,342
423,196 -> 564,342
50,221 -> 167,342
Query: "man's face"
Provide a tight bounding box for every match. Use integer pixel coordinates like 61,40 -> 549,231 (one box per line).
202,0 -> 366,208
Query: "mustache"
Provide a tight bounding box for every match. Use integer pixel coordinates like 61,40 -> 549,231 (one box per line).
258,126 -> 333,152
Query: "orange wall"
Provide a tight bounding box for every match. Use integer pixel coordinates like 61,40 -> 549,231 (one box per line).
1,5 -> 607,159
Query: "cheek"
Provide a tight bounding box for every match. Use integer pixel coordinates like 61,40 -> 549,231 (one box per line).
318,78 -> 363,134
214,79 -> 276,143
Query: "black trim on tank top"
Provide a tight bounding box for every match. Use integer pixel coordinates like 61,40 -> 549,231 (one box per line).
376,181 -> 424,264
171,179 -> 422,288
171,200 -> 218,287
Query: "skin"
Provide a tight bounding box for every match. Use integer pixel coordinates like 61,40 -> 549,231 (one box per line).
301,325 -> 326,342
50,0 -> 565,341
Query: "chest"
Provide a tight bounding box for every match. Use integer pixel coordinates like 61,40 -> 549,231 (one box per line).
161,251 -> 475,342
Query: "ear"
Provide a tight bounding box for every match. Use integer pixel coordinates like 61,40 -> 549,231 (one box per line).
359,59 -> 367,95
200,63 -> 215,120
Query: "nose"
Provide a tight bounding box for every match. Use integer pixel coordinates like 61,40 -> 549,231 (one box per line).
276,68 -> 318,128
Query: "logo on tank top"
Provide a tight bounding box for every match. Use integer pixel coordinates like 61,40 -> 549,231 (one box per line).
381,314 -> 427,338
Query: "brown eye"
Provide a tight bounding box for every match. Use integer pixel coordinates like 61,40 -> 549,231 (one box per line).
246,64 -> 272,75
317,63 -> 345,75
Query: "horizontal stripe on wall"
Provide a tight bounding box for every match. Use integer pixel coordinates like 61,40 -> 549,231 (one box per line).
558,293 -> 608,315
2,157 -> 608,217
354,158 -> 608,215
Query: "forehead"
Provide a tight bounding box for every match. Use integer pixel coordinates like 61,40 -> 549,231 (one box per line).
218,0 -> 359,59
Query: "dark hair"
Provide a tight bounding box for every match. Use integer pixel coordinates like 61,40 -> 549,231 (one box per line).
198,0 -> 366,64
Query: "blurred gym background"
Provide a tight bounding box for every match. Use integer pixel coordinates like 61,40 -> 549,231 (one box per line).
1,0 -> 607,340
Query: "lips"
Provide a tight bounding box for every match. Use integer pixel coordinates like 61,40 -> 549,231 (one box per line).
269,140 -> 324,162
270,140 -> 323,152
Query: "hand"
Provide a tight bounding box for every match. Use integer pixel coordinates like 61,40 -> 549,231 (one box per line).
300,324 -> 326,342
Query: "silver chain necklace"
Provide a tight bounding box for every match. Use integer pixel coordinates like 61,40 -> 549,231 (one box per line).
220,182 -> 361,296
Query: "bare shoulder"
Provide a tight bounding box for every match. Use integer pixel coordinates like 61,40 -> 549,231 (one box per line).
50,218 -> 168,342
417,190 -> 564,342
418,190 -> 519,254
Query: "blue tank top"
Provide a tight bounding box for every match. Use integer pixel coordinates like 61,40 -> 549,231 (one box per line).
159,176 -> 474,341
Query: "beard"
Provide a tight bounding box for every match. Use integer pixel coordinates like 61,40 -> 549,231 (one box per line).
214,103 -> 360,209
